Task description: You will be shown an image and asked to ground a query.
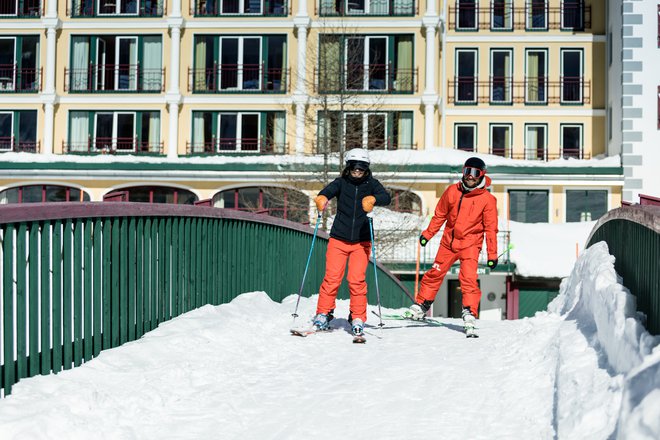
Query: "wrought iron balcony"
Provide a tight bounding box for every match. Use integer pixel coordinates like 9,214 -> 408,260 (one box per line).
186,139 -> 288,155
65,65 -> 164,93
447,76 -> 590,105
316,0 -> 416,17
315,64 -> 417,94
0,0 -> 41,17
0,138 -> 39,153
68,0 -> 165,17
313,140 -> 417,153
0,65 -> 41,93
191,0 -> 288,16
502,148 -> 591,161
63,138 -> 164,155
448,1 -> 591,31
188,65 -> 289,93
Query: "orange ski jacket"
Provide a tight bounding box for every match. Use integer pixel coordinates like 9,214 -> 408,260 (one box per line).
422,176 -> 498,260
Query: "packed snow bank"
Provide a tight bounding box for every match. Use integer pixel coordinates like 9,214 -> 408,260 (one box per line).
547,241 -> 660,439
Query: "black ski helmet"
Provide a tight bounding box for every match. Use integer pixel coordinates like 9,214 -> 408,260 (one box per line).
462,157 -> 487,184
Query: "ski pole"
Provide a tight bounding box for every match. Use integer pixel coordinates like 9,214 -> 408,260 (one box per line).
367,214 -> 385,328
487,243 -> 515,267
291,211 -> 322,320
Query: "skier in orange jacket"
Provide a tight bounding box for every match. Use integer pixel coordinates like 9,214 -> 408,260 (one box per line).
404,157 -> 498,334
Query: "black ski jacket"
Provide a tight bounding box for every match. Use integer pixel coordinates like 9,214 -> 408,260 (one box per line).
319,173 -> 391,243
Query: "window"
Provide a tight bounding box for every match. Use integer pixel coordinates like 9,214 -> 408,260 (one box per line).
509,190 -> 549,223
566,190 -> 607,222
67,110 -> 160,153
561,49 -> 583,103
107,186 -> 197,204
0,35 -> 39,92
213,186 -> 309,222
387,188 -> 422,214
192,35 -> 286,93
0,0 -> 42,16
0,110 -> 37,152
491,49 -> 512,103
560,124 -> 582,158
456,49 -> 478,103
316,111 -> 413,152
526,0 -> 547,30
490,124 -> 511,157
561,0 -> 584,30
525,49 -> 547,104
525,124 -> 546,160
70,35 -> 162,92
0,185 -> 90,204
456,0 -> 477,30
191,111 -> 286,153
491,0 -> 512,30
455,124 -> 476,152
346,36 -> 388,91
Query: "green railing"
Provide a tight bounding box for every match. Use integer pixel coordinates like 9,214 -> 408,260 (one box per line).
587,205 -> 660,335
0,203 -> 411,395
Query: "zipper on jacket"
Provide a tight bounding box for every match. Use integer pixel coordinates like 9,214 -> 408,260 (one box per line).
450,192 -> 465,251
351,185 -> 358,241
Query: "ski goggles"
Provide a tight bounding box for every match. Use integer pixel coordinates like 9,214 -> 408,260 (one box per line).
349,161 -> 369,171
462,166 -> 485,179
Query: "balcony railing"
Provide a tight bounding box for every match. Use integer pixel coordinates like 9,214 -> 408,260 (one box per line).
492,148 -> 591,161
68,0 -> 165,17
447,77 -> 590,104
65,65 -> 165,93
313,140 -> 417,153
0,138 -> 39,153
448,2 -> 591,31
63,138 -> 164,155
188,65 -> 289,93
316,0 -> 417,16
186,139 -> 288,155
315,64 -> 417,93
0,65 -> 41,93
0,0 -> 41,17
191,0 -> 288,16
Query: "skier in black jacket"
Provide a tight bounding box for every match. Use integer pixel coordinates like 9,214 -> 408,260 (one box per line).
310,148 -> 391,338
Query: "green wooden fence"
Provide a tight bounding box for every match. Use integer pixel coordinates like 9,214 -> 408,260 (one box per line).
587,205 -> 660,335
0,203 -> 411,396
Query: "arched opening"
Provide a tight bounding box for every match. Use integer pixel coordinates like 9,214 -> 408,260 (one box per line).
0,185 -> 91,204
105,186 -> 198,204
213,186 -> 309,223
387,188 -> 422,215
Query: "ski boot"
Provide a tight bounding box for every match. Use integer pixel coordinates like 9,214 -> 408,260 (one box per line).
403,300 -> 433,320
462,307 -> 478,338
351,318 -> 366,344
312,313 -> 330,331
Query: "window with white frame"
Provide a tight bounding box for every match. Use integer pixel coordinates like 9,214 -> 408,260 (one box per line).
491,49 -> 512,103
561,0 -> 584,31
490,124 -> 511,157
456,0 -> 477,30
561,49 -> 583,103
491,0 -> 512,30
524,124 -> 546,160
525,49 -> 547,104
455,123 -> 476,152
456,49 -> 478,103
526,0 -> 547,30
560,124 -> 582,158
566,190 -> 607,222
509,189 -> 549,223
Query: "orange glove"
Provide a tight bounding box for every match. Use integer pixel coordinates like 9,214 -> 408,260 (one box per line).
362,196 -> 376,213
314,195 -> 328,211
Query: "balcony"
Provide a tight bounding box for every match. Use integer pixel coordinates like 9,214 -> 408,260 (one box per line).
316,0 -> 416,17
0,66 -> 41,93
0,138 -> 39,153
313,140 -> 417,153
0,0 -> 41,17
188,65 -> 289,93
315,64 -> 417,94
490,147 -> 591,161
63,138 -> 163,155
68,0 -> 165,17
191,0 -> 288,16
447,77 -> 590,105
65,65 -> 164,93
448,2 -> 591,31
186,139 -> 288,155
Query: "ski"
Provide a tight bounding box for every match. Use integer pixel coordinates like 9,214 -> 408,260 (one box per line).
290,327 -> 334,337
372,311 -> 444,326
353,335 -> 367,344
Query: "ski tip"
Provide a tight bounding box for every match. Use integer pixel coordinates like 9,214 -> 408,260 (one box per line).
353,336 -> 367,344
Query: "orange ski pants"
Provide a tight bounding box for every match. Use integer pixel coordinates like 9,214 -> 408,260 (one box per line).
415,244 -> 482,317
316,237 -> 372,322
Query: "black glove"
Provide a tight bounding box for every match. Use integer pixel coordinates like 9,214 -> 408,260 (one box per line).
419,235 -> 428,247
487,259 -> 498,269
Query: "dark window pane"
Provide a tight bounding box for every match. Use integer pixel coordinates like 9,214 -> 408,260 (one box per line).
566,190 -> 607,222
456,125 -> 475,151
509,190 -> 549,223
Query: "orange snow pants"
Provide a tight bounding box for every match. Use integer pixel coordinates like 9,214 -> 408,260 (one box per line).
316,237 -> 372,322
415,244 -> 482,317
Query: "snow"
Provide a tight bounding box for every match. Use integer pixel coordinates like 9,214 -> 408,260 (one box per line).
0,241 -> 658,439
0,149 -> 621,168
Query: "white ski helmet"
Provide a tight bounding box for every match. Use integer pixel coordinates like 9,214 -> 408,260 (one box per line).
344,148 -> 371,165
